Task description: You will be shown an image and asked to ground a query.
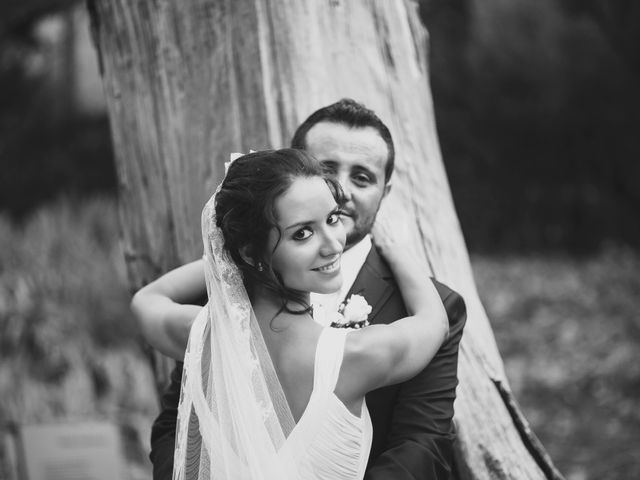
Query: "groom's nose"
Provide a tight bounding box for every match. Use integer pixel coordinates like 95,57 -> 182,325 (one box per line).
335,172 -> 353,202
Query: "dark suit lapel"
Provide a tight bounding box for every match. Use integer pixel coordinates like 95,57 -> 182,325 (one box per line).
345,247 -> 395,325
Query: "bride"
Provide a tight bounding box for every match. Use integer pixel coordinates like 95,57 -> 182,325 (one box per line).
172,148 -> 448,480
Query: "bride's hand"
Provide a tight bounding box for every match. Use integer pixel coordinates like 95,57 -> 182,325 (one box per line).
372,203 -> 423,269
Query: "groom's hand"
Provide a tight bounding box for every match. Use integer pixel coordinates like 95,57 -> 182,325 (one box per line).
131,259 -> 206,359
132,293 -> 201,359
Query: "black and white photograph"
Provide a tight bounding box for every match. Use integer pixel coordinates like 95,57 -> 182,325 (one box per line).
1,1 -> 638,479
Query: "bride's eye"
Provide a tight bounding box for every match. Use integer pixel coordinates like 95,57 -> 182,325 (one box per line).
293,227 -> 312,241
327,212 -> 341,225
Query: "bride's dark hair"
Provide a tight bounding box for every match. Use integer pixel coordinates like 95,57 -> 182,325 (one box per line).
215,148 -> 342,314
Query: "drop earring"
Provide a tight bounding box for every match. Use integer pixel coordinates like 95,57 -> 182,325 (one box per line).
256,262 -> 264,272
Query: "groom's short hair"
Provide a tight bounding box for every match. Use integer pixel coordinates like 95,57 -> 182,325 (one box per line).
290,98 -> 395,182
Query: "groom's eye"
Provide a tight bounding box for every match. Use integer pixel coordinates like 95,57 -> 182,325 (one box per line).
292,227 -> 312,241
321,162 -> 337,176
352,172 -> 372,186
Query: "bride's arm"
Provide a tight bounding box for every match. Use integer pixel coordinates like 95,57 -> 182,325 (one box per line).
340,212 -> 448,396
130,259 -> 206,359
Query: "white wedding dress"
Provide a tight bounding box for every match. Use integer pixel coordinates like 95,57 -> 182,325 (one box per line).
284,327 -> 373,480
174,188 -> 372,480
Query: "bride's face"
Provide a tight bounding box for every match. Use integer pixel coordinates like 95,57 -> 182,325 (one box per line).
267,176 -> 346,295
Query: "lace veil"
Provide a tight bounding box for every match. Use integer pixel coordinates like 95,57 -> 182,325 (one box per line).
173,187 -> 298,479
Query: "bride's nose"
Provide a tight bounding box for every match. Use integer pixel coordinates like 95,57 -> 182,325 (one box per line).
319,228 -> 344,257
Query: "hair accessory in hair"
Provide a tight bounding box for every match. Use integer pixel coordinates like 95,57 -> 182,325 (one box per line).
225,150 -> 256,173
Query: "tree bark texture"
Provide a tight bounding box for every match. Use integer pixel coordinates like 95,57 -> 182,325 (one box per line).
87,1 -> 563,478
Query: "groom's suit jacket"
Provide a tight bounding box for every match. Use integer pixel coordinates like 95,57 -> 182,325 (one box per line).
150,246 -> 466,480
351,247 -> 466,480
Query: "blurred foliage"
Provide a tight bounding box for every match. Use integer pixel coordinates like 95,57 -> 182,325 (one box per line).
0,198 -> 156,479
475,250 -> 640,479
0,0 -> 76,36
0,0 -> 117,220
558,0 -> 640,76
422,0 -> 640,253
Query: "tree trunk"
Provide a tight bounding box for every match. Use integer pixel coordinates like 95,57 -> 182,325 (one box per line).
87,1 -> 564,478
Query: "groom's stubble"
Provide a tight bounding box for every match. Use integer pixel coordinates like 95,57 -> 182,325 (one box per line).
302,121 -> 391,252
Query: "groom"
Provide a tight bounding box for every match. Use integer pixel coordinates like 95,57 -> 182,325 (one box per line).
149,99 -> 466,479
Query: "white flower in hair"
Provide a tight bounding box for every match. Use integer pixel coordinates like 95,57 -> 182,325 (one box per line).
225,150 -> 257,173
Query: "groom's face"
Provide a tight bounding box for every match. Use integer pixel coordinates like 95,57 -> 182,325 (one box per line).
305,121 -> 391,249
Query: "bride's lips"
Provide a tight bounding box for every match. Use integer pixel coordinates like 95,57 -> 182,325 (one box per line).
312,257 -> 341,274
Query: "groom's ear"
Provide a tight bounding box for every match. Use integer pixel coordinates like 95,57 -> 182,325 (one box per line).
238,245 -> 255,267
383,181 -> 392,198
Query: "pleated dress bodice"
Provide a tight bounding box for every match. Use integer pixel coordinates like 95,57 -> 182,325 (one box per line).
282,327 -> 372,480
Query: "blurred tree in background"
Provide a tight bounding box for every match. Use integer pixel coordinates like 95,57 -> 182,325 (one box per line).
0,0 -> 638,252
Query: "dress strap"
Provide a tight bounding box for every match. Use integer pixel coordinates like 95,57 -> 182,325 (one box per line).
312,327 -> 348,392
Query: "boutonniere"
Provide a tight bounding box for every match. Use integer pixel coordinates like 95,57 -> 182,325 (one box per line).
330,294 -> 372,329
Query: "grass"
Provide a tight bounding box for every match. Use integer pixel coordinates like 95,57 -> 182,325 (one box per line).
1,197 -> 638,479
473,250 -> 640,480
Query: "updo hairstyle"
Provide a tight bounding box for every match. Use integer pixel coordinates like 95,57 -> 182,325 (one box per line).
214,148 -> 342,312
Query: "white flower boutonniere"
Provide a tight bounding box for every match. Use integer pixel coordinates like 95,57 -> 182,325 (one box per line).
330,294 -> 372,329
